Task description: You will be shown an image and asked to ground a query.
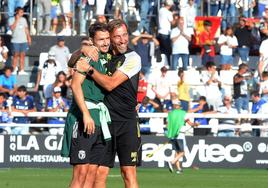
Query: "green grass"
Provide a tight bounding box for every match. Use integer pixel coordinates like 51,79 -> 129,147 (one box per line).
0,168 -> 267,188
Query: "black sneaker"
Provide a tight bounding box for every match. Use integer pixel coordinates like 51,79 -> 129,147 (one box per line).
176,168 -> 183,174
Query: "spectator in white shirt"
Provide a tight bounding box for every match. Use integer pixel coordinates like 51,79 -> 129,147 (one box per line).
180,0 -> 197,35
170,17 -> 191,70
34,51 -> 62,105
217,95 -> 238,137
49,36 -> 70,75
157,0 -> 176,66
151,66 -> 173,112
201,61 -> 222,110
217,27 -> 238,70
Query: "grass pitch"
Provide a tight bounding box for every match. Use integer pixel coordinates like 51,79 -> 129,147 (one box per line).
0,168 -> 267,188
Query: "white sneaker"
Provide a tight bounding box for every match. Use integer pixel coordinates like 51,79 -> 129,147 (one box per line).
65,28 -> 72,36
72,29 -> 77,36
80,32 -> 87,36
167,161 -> 173,173
132,30 -> 141,36
18,70 -> 29,75
6,30 -> 12,35
57,27 -> 72,36
12,67 -> 18,75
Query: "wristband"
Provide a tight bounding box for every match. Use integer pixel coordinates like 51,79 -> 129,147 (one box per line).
87,65 -> 94,76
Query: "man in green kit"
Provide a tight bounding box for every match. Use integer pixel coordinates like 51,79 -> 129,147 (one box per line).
166,99 -> 198,174
61,22 -> 111,188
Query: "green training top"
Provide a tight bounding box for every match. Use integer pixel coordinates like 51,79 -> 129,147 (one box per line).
61,53 -> 110,157
167,109 -> 186,139
71,53 -> 107,127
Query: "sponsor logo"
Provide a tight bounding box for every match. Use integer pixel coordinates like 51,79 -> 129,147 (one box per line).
9,135 -> 63,151
78,150 -> 86,160
258,143 -> 268,153
243,142 -> 253,152
143,139 -> 248,167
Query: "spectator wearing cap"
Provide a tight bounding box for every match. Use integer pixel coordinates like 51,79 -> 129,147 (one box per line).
34,51 -> 62,105
10,7 -> 31,75
49,36 -> 70,75
47,86 -> 69,135
234,17 -> 252,63
217,95 -> 238,137
11,85 -> 36,135
157,0 -> 177,66
151,66 -> 173,112
0,66 -> 17,97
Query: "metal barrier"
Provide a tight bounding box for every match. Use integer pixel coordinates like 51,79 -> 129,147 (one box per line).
0,112 -> 267,129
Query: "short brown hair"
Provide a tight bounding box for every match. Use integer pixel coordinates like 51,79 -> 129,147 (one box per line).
238,63 -> 248,70
262,71 -> 268,78
108,19 -> 128,33
88,22 -> 108,39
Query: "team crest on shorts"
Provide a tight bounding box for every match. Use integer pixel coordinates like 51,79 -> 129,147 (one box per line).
78,150 -> 86,160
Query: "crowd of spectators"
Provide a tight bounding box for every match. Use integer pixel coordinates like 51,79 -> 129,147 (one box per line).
0,35 -> 72,135
0,0 -> 268,137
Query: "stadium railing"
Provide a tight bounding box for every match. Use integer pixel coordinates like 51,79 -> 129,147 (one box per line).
0,112 -> 267,130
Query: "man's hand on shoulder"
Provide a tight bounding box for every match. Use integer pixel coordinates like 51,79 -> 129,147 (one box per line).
81,45 -> 99,62
75,57 -> 92,74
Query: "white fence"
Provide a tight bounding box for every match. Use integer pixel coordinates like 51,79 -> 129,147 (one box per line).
0,112 -> 267,130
